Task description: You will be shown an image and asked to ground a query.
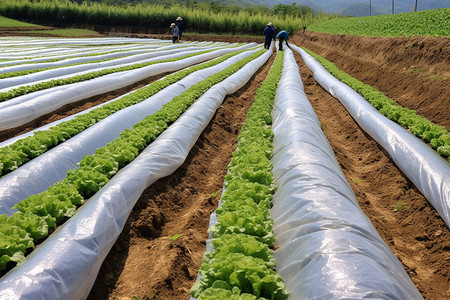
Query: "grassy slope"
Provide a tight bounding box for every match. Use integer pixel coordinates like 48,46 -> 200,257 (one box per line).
0,15 -> 39,27
26,28 -> 101,37
308,8 -> 450,37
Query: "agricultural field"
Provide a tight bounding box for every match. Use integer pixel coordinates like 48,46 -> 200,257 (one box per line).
0,9 -> 449,300
307,8 -> 450,37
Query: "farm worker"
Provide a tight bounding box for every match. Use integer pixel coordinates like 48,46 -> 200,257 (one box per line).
276,30 -> 291,51
176,17 -> 183,40
263,22 -> 276,49
170,23 -> 179,43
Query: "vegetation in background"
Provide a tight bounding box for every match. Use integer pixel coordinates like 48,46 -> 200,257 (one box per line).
308,8 -> 450,37
0,0 -> 321,35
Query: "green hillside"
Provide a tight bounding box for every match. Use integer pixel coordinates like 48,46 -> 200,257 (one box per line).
0,15 -> 39,27
308,8 -> 450,37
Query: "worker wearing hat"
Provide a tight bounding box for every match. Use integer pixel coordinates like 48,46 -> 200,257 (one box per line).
176,17 -> 183,40
263,22 -> 276,49
170,23 -> 179,43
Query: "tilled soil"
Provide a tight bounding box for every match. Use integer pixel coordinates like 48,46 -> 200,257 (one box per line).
0,30 -> 449,299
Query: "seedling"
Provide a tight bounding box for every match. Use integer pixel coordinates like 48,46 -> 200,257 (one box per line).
211,190 -> 221,198
170,233 -> 181,241
393,200 -> 408,212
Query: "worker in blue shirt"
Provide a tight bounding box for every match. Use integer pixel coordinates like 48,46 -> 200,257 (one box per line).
176,17 -> 183,40
276,30 -> 291,51
263,22 -> 276,49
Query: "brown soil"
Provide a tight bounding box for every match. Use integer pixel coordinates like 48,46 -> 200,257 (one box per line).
0,30 -> 449,300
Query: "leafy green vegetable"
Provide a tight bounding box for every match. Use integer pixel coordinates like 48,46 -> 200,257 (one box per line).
0,223 -> 34,270
198,286 -> 259,300
192,253 -> 288,300
205,234 -> 276,269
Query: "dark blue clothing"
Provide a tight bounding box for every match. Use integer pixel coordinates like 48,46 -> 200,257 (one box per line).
176,21 -> 183,38
264,26 -> 276,40
276,30 -> 288,40
276,30 -> 290,51
263,26 -> 276,49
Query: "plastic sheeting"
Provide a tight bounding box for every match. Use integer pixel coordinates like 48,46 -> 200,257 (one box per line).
293,45 -> 450,228
0,46 -> 222,92
0,43 -> 172,68
0,43 -> 256,131
270,48 -> 423,299
0,48 -> 262,215
0,43 -> 191,77
0,46 -> 270,300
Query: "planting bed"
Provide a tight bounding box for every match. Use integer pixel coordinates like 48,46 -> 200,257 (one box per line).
0,30 -> 448,300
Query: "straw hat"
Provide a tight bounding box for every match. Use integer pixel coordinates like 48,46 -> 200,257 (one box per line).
170,23 -> 175,28
267,22 -> 273,27
176,17 -> 183,21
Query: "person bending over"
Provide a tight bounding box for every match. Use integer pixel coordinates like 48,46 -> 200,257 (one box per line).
276,30 -> 291,51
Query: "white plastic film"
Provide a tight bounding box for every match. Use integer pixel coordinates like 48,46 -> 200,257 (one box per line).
293,45 -> 450,228
0,46 -> 220,93
270,48 -> 423,299
0,45 -> 198,87
0,47 -> 271,300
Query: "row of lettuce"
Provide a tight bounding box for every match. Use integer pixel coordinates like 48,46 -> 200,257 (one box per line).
0,47 -> 253,177
190,53 -> 288,299
0,47 -> 225,102
303,48 -> 449,160
0,48 -> 267,272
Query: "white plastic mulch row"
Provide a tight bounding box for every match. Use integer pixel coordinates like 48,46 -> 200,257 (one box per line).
0,37 -> 160,49
0,44 -> 271,300
0,43 -> 255,131
292,45 -> 450,228
0,42 -> 170,67
0,43 -> 191,75
0,44 -> 222,90
0,46 -> 262,215
270,48 -> 423,299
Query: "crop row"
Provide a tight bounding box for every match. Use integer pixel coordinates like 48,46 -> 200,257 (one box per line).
0,48 -> 267,272
303,48 -> 449,159
0,47 -> 225,102
191,52 -> 288,299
